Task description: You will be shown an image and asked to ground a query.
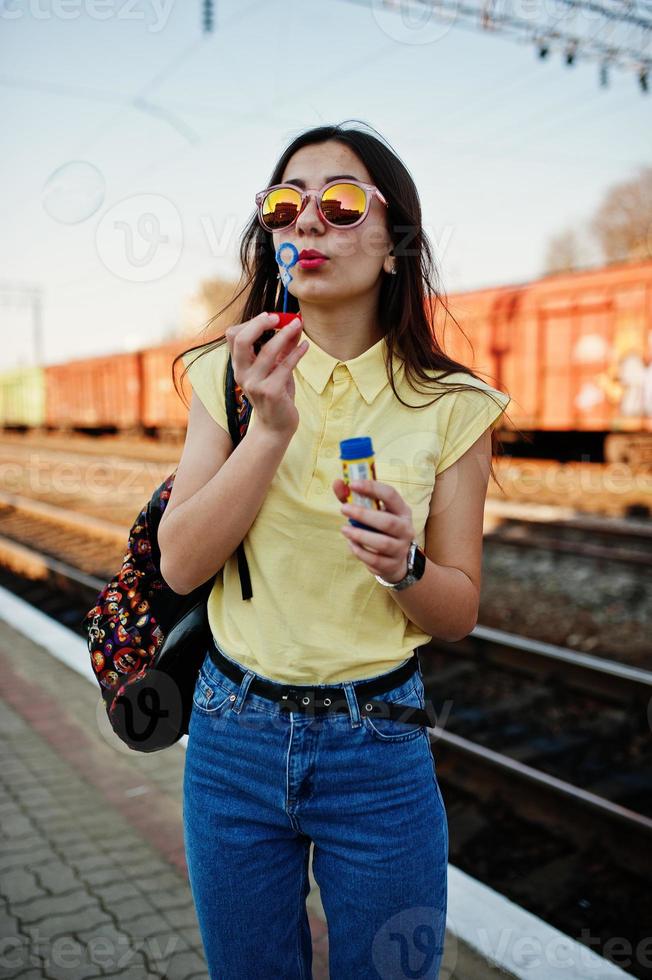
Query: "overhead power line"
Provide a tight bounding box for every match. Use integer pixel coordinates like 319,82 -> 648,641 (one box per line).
343,0 -> 651,91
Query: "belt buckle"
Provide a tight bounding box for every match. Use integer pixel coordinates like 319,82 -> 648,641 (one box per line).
279,686 -> 345,717
279,687 -> 306,713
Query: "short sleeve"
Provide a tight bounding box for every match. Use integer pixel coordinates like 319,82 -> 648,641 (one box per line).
182,344 -> 230,434
436,381 -> 511,476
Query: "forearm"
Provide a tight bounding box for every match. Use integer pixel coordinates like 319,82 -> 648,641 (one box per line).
160,426 -> 292,594
388,558 -> 479,642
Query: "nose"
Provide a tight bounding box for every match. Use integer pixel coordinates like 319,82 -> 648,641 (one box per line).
295,191 -> 326,235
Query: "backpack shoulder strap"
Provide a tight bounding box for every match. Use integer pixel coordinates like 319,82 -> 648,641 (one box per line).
225,352 -> 254,601
225,353 -> 253,447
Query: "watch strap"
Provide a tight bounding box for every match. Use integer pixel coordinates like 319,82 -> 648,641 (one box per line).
375,541 -> 425,591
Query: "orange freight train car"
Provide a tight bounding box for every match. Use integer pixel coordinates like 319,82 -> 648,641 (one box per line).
140,340 -> 205,435
439,258 -> 652,467
45,352 -> 142,432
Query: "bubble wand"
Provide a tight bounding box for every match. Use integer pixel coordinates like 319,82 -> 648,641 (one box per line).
255,241 -> 301,354
276,241 -> 299,313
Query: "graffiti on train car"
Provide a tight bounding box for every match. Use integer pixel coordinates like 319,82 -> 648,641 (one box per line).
608,320 -> 652,419
573,320 -> 652,419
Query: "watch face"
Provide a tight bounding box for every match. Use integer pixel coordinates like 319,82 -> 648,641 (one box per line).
412,545 -> 426,579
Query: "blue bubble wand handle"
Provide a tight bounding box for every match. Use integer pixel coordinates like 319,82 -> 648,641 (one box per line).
276,242 -> 299,313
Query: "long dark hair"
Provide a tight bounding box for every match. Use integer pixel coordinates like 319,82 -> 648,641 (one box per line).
174,119 -> 514,488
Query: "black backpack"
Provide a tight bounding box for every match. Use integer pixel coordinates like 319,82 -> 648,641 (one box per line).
82,350 -> 253,753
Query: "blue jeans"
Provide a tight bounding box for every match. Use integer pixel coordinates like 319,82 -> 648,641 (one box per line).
183,643 -> 448,979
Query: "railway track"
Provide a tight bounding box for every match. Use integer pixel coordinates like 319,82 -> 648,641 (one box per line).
484,505 -> 652,567
3,438 -> 652,569
2,432 -> 652,522
0,441 -> 173,527
1,494 -> 651,975
0,491 -> 647,668
420,632 -> 652,845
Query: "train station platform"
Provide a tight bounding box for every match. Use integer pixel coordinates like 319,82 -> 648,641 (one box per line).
0,587 -> 633,979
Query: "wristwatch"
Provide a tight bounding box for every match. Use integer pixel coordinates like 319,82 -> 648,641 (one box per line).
375,540 -> 427,591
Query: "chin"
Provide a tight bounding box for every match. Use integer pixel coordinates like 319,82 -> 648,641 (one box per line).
294,281 -> 335,300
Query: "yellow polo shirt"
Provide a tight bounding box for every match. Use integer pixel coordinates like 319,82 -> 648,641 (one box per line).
181,329 -> 510,684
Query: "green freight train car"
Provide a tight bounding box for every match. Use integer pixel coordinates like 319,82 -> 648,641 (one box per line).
0,367 -> 45,428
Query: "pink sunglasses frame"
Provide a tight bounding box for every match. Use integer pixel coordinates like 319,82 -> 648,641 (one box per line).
255,178 -> 388,232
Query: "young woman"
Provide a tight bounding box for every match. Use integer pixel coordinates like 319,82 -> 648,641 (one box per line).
162,121 -> 511,979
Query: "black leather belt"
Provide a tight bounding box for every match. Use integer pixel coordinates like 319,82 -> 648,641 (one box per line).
208,638 -> 433,728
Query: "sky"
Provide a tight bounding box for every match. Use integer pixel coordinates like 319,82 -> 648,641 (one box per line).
1,0 -> 651,370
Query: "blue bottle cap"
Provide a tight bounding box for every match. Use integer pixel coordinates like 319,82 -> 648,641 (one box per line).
340,437 -> 374,460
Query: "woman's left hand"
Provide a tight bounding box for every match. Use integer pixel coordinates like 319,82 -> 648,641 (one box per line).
332,477 -> 416,584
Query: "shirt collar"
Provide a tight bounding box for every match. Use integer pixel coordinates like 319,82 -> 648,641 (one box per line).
296,329 -> 399,405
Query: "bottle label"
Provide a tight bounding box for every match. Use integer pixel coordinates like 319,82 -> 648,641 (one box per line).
342,458 -> 380,513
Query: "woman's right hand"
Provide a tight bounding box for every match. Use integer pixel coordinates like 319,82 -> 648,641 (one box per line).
224,312 -> 309,438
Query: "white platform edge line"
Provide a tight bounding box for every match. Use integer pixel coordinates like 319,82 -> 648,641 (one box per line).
0,585 -> 633,979
447,864 -> 633,979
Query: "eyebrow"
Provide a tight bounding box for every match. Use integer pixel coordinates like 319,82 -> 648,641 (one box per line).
283,174 -> 361,188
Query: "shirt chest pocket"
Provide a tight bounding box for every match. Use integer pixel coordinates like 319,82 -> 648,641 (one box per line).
375,447 -> 436,533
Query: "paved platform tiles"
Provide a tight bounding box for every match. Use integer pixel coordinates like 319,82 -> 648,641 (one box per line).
0,617 -> 329,979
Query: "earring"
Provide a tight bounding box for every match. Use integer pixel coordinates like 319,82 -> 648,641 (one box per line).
391,266 -> 397,275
